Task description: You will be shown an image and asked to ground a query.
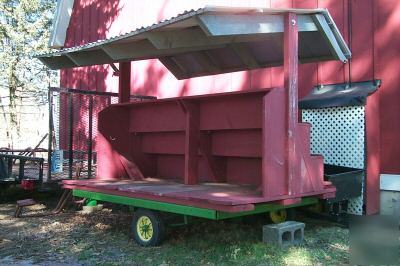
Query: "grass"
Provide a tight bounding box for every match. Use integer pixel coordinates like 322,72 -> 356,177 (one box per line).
0,190 -> 350,265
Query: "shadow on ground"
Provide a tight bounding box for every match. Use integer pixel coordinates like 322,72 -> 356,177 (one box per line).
0,192 -> 349,266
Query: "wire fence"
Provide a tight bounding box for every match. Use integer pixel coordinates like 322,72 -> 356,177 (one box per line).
48,87 -> 155,181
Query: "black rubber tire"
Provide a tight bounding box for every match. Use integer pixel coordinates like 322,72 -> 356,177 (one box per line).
131,209 -> 165,246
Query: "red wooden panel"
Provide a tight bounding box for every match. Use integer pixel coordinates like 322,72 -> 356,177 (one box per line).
98,106 -> 131,156
89,1 -> 98,42
119,62 -> 131,103
249,0 -> 272,89
375,0 -> 400,174
270,66 -> 284,89
226,158 -> 262,186
297,123 -> 323,193
197,156 -> 218,183
250,68 -> 272,90
298,63 -> 318,99
269,0 -> 289,90
130,102 -> 185,132
141,132 -> 185,155
156,155 -> 184,180
365,96 -> 380,214
73,1 -> 82,46
84,0 -> 97,91
294,0 -> 319,98
342,0 -> 350,83
317,0 -> 346,85
211,130 -> 262,157
284,12 -> 301,197
129,134 -> 157,177
94,0 -> 110,93
199,133 -> 226,182
96,133 -> 127,180
183,102 -> 200,185
82,0 -> 90,44
271,0 -> 292,8
199,93 -> 264,130
350,0 -> 374,82
88,0 -> 99,92
262,89 -> 287,197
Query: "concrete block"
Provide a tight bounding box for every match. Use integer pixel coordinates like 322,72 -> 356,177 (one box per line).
263,221 -> 305,248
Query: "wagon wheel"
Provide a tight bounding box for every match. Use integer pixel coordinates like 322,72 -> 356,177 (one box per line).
131,209 -> 165,246
269,209 -> 287,224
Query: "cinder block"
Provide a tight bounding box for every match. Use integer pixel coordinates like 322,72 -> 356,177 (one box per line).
263,221 -> 305,247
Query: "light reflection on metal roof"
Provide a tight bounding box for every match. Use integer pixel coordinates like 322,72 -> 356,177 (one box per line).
36,6 -> 351,80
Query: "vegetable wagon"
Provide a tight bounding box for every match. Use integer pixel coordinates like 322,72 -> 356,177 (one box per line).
37,6 -> 351,246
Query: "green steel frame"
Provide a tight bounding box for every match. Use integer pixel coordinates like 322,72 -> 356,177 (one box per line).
73,189 -> 317,220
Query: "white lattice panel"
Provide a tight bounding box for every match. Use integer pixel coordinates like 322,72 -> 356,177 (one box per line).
302,106 -> 365,215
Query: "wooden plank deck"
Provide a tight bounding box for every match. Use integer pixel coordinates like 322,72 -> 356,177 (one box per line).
63,178 -> 265,206
62,178 -> 335,212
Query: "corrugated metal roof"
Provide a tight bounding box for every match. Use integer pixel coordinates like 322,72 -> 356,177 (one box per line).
36,6 -> 351,79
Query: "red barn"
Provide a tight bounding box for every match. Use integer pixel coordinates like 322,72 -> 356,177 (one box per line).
44,0 -> 400,215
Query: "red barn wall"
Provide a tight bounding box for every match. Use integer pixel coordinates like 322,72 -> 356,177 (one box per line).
60,0 -> 400,175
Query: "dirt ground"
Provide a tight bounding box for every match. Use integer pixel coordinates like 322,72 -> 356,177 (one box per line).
0,192 -> 350,266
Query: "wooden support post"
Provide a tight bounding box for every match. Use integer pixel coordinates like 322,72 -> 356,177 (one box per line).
18,160 -> 25,180
284,13 -> 300,196
7,157 -> 12,179
365,92 -> 380,214
262,89 -> 287,198
68,93 -> 73,179
87,96 -> 93,178
118,62 -> 131,103
47,89 -> 53,181
182,101 -> 200,185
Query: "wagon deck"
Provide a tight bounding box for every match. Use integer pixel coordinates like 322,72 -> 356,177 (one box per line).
63,177 -> 334,213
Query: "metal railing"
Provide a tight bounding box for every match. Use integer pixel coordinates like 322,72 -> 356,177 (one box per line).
0,153 -> 44,183
47,87 -> 156,181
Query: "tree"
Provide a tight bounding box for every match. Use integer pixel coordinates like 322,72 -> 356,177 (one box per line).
0,0 -> 56,147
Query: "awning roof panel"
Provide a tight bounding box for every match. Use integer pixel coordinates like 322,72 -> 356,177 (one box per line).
36,6 -> 351,79
299,80 -> 381,109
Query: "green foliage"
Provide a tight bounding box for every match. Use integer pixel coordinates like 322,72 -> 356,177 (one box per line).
0,0 -> 56,140
0,0 -> 56,102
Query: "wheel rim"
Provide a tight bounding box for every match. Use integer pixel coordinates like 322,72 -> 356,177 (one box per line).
270,209 -> 287,224
136,216 -> 154,242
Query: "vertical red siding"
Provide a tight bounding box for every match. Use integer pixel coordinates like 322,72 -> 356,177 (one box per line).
351,0 -> 374,81
317,0 -> 346,85
375,0 -> 400,174
293,0 -> 318,98
60,0 -> 400,174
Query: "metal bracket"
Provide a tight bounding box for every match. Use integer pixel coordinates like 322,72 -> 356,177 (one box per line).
110,63 -> 120,76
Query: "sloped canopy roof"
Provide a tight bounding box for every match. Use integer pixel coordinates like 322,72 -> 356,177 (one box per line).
37,6 -> 351,79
